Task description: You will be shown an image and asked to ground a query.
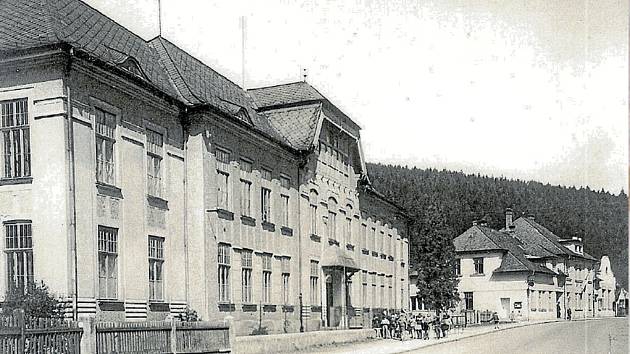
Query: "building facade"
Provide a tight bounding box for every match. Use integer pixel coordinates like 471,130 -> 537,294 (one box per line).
0,0 -> 409,335
453,209 -> 615,321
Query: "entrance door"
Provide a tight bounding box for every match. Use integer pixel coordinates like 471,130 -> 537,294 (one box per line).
326,282 -> 334,327
500,298 -> 510,318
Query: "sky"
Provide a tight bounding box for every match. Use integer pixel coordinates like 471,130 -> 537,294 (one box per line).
85,0 -> 628,193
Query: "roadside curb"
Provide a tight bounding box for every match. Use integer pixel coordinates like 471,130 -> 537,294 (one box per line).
397,317 -> 604,353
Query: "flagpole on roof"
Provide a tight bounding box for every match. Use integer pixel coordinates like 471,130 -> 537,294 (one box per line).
158,0 -> 162,36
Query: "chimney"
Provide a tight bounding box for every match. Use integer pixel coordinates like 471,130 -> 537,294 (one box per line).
478,219 -> 488,227
527,214 -> 535,221
505,208 -> 513,229
472,220 -> 478,226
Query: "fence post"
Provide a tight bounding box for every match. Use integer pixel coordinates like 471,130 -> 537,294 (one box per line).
79,316 -> 96,354
13,309 -> 25,353
170,317 -> 177,354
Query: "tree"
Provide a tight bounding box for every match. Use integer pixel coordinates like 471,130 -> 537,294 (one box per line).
2,281 -> 64,319
412,203 -> 460,312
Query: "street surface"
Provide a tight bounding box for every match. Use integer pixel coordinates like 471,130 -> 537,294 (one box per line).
409,318 -> 628,354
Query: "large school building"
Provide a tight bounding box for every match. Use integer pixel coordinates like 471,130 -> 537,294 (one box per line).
0,0 -> 410,335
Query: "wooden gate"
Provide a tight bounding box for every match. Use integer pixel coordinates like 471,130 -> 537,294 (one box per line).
0,310 -> 83,354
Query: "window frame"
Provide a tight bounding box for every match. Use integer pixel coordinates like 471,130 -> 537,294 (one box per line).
218,243 -> 231,303
0,98 -> 31,180
261,254 -> 272,304
464,292 -> 474,310
97,226 -> 118,300
4,221 -> 33,294
148,236 -> 165,301
261,187 -> 272,223
310,260 -> 320,305
473,257 -> 484,275
241,249 -> 253,303
146,128 -> 165,198
94,106 -> 118,186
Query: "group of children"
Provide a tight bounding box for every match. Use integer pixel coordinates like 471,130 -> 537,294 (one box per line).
373,311 -> 458,341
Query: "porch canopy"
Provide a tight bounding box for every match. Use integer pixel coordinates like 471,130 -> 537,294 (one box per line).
321,246 -> 360,273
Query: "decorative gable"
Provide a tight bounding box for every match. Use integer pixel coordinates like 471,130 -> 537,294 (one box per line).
118,57 -> 147,80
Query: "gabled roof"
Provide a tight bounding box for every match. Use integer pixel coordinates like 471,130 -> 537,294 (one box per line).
249,81 -> 325,109
454,225 -> 556,275
511,217 -> 596,261
0,0 -> 178,98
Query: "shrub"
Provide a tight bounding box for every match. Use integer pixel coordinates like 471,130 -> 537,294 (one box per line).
2,281 -> 64,319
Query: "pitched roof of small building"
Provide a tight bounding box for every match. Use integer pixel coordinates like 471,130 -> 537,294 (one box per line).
0,0 -> 178,98
454,225 -> 556,275
511,217 -> 597,261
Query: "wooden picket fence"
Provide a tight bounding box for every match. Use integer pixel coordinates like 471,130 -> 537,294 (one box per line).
95,320 -> 230,354
0,310 -> 83,354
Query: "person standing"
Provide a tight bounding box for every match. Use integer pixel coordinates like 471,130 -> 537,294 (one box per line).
492,312 -> 500,329
381,315 -> 391,339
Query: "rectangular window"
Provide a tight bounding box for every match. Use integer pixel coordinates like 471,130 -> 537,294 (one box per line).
379,275 -> 384,308
5,222 -> 33,293
371,227 -> 376,251
216,148 -> 231,168
280,175 -> 290,190
217,171 -> 229,210
241,250 -> 253,303
310,260 -> 320,305
361,270 -> 368,307
240,179 -> 252,216
240,158 -> 252,173
328,211 -> 336,240
262,254 -> 272,303
1,99 -> 30,179
361,224 -> 367,250
98,226 -> 118,299
464,292 -> 474,310
218,243 -> 231,302
95,108 -> 116,185
371,274 -> 377,308
310,204 -> 318,235
473,257 -> 484,274
281,194 -> 290,227
345,218 -> 352,245
261,168 -> 272,181
146,129 -> 163,197
148,236 -> 164,301
281,257 -> 290,304
454,259 -> 461,276
261,187 -> 271,223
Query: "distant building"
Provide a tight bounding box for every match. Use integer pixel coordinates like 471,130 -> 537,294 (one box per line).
595,256 -> 617,317
453,209 -> 616,321
0,0 -> 409,335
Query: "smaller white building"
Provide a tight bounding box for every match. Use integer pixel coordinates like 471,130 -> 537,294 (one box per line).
595,256 -> 617,317
453,221 -> 561,321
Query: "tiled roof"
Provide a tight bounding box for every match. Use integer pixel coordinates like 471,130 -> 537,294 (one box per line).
0,0 -> 179,98
454,225 -> 556,275
453,226 -> 503,252
249,81 -> 325,109
262,103 -> 322,150
149,37 -> 293,147
510,217 -> 594,260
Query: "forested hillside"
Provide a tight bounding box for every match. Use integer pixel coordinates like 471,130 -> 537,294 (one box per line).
367,163 -> 628,289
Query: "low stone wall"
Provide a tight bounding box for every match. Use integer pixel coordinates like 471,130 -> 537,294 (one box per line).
233,328 -> 376,354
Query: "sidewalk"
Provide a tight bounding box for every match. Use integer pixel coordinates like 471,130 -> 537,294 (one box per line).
300,318 -> 602,354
